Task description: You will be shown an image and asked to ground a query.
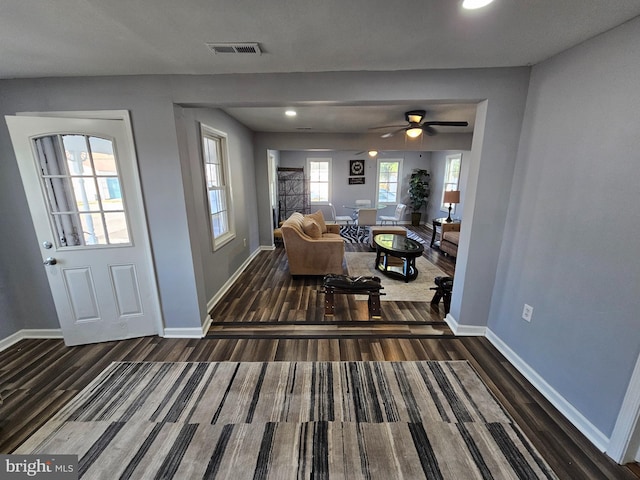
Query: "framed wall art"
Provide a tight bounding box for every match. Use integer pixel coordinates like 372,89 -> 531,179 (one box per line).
349,159 -> 365,176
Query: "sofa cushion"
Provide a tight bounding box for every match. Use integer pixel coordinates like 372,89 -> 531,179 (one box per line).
322,233 -> 343,240
442,231 -> 460,245
283,212 -> 305,234
302,217 -> 322,239
307,210 -> 327,233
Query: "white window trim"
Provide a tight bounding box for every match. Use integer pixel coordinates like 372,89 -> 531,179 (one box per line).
306,157 -> 332,205
440,153 -> 462,213
375,158 -> 403,207
200,123 -> 235,251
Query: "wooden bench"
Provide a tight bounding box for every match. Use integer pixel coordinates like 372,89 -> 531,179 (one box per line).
323,274 -> 385,318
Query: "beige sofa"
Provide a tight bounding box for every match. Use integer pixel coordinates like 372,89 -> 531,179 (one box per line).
440,222 -> 461,258
281,211 -> 345,275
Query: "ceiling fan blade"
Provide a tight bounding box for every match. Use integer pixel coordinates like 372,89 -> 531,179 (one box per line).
422,125 -> 437,136
380,127 -> 405,138
368,124 -> 406,131
423,121 -> 469,127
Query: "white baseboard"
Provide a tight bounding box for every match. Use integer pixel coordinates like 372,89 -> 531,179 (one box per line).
162,327 -> 205,339
156,246 -> 263,340
445,313 -> 487,336
486,328 -> 610,452
201,314 -> 213,336
157,246 -> 263,339
206,247 -> 262,314
0,328 -> 63,352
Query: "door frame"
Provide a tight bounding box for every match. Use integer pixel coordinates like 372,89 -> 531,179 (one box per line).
608,351 -> 640,463
17,109 -> 165,338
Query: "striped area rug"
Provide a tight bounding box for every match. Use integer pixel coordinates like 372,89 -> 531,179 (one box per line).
17,361 -> 558,479
340,225 -> 429,246
339,225 -> 369,243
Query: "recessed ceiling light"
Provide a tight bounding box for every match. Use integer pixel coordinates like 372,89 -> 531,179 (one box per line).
462,0 -> 494,9
285,110 -> 297,117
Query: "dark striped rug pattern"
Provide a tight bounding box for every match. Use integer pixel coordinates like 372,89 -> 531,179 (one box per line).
340,225 -> 428,246
17,361 -> 558,479
339,225 -> 369,243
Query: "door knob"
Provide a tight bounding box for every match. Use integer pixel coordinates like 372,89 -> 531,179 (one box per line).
43,257 -> 57,266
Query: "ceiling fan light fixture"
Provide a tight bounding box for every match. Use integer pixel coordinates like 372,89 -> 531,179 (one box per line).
368,150 -> 378,157
406,127 -> 423,138
405,110 -> 425,124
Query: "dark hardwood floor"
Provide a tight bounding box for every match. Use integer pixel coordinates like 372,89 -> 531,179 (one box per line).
209,225 -> 455,326
0,226 -> 636,479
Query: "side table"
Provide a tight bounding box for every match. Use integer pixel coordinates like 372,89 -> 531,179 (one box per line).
431,217 -> 461,247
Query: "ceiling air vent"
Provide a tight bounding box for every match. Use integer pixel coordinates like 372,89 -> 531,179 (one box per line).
206,42 -> 262,55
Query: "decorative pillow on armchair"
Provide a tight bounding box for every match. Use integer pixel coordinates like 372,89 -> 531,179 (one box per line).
307,210 -> 327,233
302,217 -> 322,239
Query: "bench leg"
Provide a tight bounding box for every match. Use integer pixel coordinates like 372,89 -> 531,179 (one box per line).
443,292 -> 451,315
324,289 -> 335,316
368,292 -> 381,318
431,289 -> 443,305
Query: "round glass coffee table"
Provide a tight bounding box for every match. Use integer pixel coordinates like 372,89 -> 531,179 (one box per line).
373,234 -> 424,282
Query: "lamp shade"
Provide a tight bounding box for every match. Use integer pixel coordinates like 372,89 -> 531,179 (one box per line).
443,190 -> 460,204
405,127 -> 423,138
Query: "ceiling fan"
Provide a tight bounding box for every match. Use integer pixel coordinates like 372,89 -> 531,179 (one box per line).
370,110 -> 469,138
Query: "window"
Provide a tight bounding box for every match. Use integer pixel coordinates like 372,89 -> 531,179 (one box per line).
441,153 -> 462,211
35,134 -> 131,247
201,124 -> 234,250
376,159 -> 402,205
307,158 -> 331,203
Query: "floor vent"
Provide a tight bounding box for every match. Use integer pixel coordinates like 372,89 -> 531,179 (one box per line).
206,42 -> 262,55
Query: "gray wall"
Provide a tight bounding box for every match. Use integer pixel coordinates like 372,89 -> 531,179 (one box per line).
0,68 -> 530,346
488,18 -> 640,436
428,150 -> 471,223
279,150 -> 432,222
0,78 -> 204,335
175,107 -> 258,313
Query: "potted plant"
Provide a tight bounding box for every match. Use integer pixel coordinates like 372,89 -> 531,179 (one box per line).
408,168 -> 430,226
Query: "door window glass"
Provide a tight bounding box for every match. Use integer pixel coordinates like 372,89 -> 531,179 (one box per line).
34,134 -> 131,247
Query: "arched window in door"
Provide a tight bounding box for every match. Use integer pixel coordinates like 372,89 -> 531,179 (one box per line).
35,134 -> 130,247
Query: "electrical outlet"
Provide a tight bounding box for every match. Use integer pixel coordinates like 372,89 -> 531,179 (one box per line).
522,304 -> 533,322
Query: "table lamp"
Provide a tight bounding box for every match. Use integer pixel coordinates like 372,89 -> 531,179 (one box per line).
443,190 -> 460,223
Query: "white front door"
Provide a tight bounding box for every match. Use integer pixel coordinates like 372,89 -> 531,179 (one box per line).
6,114 -> 162,346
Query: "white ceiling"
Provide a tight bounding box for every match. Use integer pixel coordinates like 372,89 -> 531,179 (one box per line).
223,103 -> 479,134
2,0 -> 639,134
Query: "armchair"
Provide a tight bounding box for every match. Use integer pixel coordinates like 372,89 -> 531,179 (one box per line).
280,211 -> 345,275
440,222 -> 461,258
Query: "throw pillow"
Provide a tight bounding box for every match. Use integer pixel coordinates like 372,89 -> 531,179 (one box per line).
302,217 -> 322,239
307,210 -> 327,233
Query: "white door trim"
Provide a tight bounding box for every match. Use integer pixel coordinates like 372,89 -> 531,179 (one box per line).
608,352 -> 640,463
16,110 -> 164,338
